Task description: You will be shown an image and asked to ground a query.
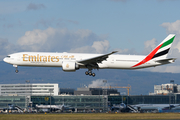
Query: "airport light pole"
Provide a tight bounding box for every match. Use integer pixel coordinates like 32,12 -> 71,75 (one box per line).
25,80 -> 30,95
168,80 -> 174,110
170,80 -> 174,93
99,88 -> 100,112
168,84 -> 171,110
170,80 -> 174,104
103,80 -> 107,95
25,80 -> 30,111
103,80 -> 107,112
49,89 -> 53,113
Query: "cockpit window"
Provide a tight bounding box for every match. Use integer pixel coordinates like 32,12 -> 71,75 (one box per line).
6,56 -> 11,58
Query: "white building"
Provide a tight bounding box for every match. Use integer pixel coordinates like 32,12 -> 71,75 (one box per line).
0,83 -> 59,96
150,83 -> 178,95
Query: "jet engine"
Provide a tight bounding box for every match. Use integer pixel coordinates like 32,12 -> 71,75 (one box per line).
62,61 -> 79,71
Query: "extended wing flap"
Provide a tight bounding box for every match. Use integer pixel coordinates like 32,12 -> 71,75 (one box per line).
77,51 -> 118,65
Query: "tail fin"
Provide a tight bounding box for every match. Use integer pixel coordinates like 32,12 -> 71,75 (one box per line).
152,34 -> 175,60
132,34 -> 175,68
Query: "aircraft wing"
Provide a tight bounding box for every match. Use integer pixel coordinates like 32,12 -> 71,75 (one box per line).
77,51 -> 118,65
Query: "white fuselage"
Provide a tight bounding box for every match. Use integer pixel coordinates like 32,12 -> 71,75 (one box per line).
3,52 -> 163,70
36,105 -> 64,110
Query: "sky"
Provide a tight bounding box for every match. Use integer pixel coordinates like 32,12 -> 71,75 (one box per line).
1,0 -> 180,73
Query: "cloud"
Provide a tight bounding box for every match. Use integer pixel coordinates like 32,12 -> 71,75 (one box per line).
17,27 -> 109,53
88,79 -> 112,88
27,3 -> 46,10
113,48 -> 136,55
69,46 -> 95,53
92,40 -> 109,53
143,38 -> 157,54
161,20 -> 180,34
150,65 -> 180,73
0,38 -> 19,60
69,40 -> 110,54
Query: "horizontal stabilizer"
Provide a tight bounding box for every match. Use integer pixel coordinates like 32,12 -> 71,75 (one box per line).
155,58 -> 176,63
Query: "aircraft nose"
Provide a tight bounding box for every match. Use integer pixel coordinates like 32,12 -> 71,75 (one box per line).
3,57 -> 7,62
3,57 -> 10,63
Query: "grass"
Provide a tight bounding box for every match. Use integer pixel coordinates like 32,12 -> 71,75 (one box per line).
0,113 -> 180,120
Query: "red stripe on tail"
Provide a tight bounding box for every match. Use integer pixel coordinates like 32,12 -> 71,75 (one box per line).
132,43 -> 163,68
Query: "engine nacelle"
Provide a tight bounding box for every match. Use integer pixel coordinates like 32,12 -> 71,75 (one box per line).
62,61 -> 79,72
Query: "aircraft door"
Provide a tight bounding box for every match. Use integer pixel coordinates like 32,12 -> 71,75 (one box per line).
111,57 -> 114,63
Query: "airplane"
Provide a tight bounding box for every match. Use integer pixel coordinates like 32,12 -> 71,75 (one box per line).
35,104 -> 74,112
3,34 -> 176,77
112,103 -> 180,113
0,104 -> 24,113
111,103 -> 127,112
130,104 -> 180,113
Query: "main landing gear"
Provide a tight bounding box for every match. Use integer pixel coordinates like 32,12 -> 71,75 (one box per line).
85,71 -> 96,77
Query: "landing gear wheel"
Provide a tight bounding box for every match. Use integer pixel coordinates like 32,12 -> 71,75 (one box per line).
89,72 -> 92,76
92,73 -> 95,77
15,70 -> 19,73
85,71 -> 89,75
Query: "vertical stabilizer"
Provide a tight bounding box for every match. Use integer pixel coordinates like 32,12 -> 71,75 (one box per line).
152,34 -> 175,60
132,34 -> 175,68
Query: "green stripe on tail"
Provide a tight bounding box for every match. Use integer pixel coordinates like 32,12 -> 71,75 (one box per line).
160,36 -> 175,49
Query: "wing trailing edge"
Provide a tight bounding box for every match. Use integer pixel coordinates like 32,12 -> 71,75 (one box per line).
77,51 -> 118,65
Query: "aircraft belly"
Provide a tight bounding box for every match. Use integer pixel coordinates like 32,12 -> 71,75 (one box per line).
102,61 -> 134,69
114,62 -> 134,69
17,61 -> 62,67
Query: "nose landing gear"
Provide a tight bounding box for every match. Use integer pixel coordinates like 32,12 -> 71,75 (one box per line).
13,65 -> 19,73
15,69 -> 19,73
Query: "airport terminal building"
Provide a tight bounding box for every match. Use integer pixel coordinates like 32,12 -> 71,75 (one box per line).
1,83 -> 180,112
0,83 -> 59,96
